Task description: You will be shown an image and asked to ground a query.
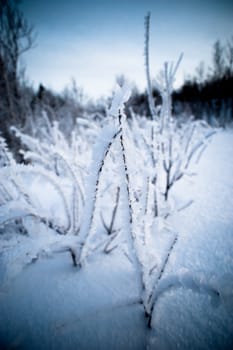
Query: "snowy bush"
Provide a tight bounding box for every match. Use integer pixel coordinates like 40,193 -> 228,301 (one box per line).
65,75 -> 218,330
0,113 -> 100,237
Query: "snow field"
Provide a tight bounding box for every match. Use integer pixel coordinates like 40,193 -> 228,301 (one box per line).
0,129 -> 233,349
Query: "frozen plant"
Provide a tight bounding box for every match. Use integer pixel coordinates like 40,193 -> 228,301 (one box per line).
0,163 -> 71,235
100,186 -> 120,236
145,13 -> 216,215
75,123 -> 120,265
0,112 -> 103,237
141,11 -> 219,330
73,81 -> 226,334
9,115 -> 97,236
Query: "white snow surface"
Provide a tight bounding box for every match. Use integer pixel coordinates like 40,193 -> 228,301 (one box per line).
0,129 -> 233,349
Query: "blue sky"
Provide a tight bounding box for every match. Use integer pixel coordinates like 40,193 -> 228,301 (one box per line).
20,0 -> 233,99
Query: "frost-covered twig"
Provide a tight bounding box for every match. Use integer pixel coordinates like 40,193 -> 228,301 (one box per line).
163,199 -> 194,219
146,233 -> 178,327
144,12 -> 157,119
54,152 -> 85,234
169,128 -> 216,187
117,108 -> 150,306
0,164 -> 71,234
100,186 -> 120,235
0,206 -> 65,235
118,111 -> 133,227
76,126 -> 120,265
103,231 -> 119,254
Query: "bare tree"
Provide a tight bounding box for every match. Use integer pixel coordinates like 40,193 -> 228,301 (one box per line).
0,0 -> 35,147
195,61 -> 206,86
212,40 -> 225,79
225,36 -> 233,77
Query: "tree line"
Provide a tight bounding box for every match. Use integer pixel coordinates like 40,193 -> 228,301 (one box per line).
173,38 -> 233,126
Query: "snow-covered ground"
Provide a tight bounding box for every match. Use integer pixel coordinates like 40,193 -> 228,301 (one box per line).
0,129 -> 233,350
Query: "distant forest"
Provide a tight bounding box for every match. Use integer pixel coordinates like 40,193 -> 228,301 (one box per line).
173,38 -> 233,126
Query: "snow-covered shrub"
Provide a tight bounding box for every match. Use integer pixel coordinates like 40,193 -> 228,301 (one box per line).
0,112 -> 104,237
71,75 -> 224,333
0,163 -> 70,234
144,13 -> 216,216
136,11 -> 219,328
